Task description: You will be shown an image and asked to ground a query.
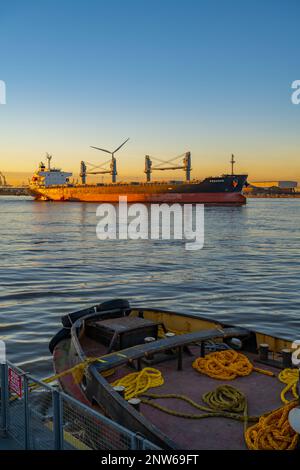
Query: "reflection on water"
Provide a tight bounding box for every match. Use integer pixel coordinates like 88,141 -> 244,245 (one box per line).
0,196 -> 299,376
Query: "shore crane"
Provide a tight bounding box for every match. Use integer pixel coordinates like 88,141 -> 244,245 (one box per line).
0,172 -> 7,186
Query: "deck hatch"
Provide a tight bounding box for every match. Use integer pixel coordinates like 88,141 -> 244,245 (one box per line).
85,316 -> 159,351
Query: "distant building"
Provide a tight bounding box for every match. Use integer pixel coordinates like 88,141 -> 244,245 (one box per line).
250,181 -> 298,189
247,181 -> 298,194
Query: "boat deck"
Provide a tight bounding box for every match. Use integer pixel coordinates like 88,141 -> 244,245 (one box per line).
70,336 -> 284,450
104,347 -> 281,449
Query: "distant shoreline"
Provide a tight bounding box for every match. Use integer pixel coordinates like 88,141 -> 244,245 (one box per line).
0,188 -> 30,196
245,193 -> 300,199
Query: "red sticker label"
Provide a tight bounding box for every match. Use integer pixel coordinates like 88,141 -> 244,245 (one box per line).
8,368 -> 23,398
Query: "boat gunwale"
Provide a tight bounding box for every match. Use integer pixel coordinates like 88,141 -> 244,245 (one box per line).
143,307 -> 294,345
90,326 -> 250,373
67,305 -> 293,360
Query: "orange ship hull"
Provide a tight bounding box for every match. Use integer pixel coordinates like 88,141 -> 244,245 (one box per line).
30,187 -> 246,205
29,175 -> 248,205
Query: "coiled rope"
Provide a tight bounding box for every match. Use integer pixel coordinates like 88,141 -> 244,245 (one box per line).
192,350 -> 274,380
278,368 -> 299,404
203,384 -> 246,413
112,367 -> 164,400
141,385 -> 256,431
245,401 -> 298,450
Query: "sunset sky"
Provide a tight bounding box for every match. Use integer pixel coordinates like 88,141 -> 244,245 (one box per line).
0,0 -> 300,185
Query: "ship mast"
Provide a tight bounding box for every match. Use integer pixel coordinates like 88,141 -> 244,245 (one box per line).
231,154 -> 236,175
46,153 -> 52,171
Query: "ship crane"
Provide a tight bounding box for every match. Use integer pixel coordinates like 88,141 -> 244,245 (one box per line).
0,172 -> 7,186
46,153 -> 52,170
144,152 -> 191,182
80,138 -> 130,184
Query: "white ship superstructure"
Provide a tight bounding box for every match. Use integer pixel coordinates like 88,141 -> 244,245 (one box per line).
31,154 -> 72,188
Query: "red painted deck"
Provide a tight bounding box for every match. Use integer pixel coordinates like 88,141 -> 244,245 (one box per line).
127,349 -> 282,449
55,337 -> 284,450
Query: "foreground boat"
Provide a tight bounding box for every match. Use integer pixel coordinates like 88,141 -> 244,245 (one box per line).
49,299 -> 299,450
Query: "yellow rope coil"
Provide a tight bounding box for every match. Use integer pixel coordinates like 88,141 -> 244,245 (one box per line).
112,368 -> 164,400
245,401 -> 298,450
278,368 -> 299,404
202,384 -> 246,413
192,350 -> 274,380
141,385 -> 257,432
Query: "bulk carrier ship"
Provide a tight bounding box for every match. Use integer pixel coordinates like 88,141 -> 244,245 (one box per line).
29,139 -> 248,204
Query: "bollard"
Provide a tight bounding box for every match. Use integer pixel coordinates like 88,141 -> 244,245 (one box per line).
165,332 -> 175,339
144,337 -> 156,360
144,336 -> 156,343
259,343 -> 269,361
165,332 -> 175,355
281,349 -> 292,369
113,385 -> 125,398
228,338 -> 242,350
128,398 -> 141,412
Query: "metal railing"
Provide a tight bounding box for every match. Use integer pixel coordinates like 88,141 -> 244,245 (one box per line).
0,361 -> 160,450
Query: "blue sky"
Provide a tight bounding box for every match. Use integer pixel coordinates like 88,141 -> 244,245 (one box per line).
0,0 -> 300,182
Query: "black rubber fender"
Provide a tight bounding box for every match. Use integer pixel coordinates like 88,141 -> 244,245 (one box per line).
61,298 -> 130,328
49,327 -> 71,354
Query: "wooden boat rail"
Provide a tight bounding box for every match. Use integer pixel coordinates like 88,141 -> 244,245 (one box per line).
91,326 -> 249,373
67,306 -> 249,373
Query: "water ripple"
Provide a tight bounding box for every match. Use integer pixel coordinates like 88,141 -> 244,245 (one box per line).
0,196 -> 299,376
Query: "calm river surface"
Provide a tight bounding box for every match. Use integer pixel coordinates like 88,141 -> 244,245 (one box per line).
0,196 -> 299,376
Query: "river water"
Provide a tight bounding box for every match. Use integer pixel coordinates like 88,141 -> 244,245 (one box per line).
0,196 -> 299,376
